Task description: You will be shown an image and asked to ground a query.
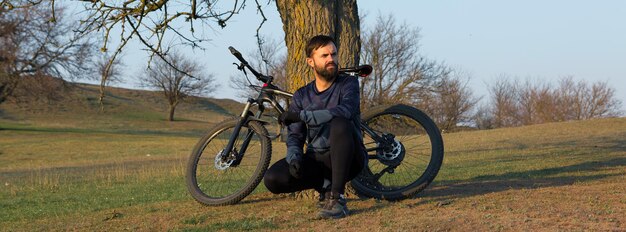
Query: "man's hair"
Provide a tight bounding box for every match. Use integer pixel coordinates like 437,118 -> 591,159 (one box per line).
305,35 -> 336,58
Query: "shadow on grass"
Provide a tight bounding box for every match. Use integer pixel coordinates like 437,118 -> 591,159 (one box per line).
412,157 -> 626,206
454,136 -> 626,157
237,195 -> 282,205
192,99 -> 234,116
348,199 -> 395,216
168,118 -> 211,123
73,84 -> 133,102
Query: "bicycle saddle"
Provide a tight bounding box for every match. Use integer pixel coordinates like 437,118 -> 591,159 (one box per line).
339,65 -> 373,77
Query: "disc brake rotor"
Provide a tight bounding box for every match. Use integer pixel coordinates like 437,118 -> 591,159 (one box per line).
377,138 -> 405,166
214,149 -> 236,170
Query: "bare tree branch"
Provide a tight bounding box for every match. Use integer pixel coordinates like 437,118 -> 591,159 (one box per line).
1,2 -> 96,104
61,0 -> 273,108
230,36 -> 286,100
361,13 -> 451,109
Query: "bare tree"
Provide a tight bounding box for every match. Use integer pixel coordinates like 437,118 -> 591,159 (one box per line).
488,76 -> 520,128
96,52 -> 125,85
0,3 -> 96,105
481,76 -> 622,128
517,79 -> 554,125
358,13 -> 478,130
139,51 -> 217,121
360,13 -> 450,108
93,52 -> 126,111
473,103 -> 495,130
430,74 -> 480,131
554,77 -> 622,120
9,74 -> 68,107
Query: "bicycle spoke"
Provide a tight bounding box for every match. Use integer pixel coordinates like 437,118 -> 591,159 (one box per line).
404,141 -> 430,152
190,121 -> 270,202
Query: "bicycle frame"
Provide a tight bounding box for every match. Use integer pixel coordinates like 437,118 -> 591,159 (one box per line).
220,84 -> 292,165
222,83 -> 392,166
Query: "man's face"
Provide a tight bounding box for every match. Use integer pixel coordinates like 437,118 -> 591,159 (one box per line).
307,43 -> 338,82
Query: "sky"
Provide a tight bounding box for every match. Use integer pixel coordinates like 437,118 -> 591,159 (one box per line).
92,1 -> 626,111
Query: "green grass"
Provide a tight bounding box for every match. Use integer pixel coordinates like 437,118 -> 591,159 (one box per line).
0,172 -> 187,222
181,217 -> 278,231
181,214 -> 209,225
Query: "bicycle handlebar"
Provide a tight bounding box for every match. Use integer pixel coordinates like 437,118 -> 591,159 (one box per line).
229,46 -> 372,86
229,46 -> 271,84
228,46 -> 246,64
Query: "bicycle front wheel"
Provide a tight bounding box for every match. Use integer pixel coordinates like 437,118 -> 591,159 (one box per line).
351,104 -> 444,200
186,119 -> 271,206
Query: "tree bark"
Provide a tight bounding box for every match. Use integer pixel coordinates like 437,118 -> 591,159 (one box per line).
275,0 -> 361,93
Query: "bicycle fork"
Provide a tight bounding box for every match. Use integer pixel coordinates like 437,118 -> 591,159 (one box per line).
221,99 -> 257,167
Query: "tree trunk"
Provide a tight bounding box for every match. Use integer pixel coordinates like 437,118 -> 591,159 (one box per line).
167,103 -> 177,121
275,0 -> 361,93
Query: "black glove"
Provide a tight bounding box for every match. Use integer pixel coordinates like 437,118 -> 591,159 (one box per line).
279,111 -> 301,125
286,151 -> 303,179
289,157 -> 303,179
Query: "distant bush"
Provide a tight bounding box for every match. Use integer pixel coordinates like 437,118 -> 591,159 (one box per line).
475,76 -> 622,129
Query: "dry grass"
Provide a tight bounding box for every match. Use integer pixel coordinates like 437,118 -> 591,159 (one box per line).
1,86 -> 624,230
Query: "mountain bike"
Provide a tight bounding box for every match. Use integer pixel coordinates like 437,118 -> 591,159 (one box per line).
185,47 -> 444,205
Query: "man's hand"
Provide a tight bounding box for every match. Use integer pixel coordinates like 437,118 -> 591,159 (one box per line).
286,151 -> 303,179
279,111 -> 301,125
288,156 -> 303,179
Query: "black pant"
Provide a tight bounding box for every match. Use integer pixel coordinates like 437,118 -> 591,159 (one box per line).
264,117 -> 365,195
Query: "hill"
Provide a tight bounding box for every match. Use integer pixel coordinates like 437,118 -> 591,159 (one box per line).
0,82 -> 245,135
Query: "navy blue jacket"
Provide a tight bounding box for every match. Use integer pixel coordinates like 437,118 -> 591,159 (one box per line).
285,74 -> 364,162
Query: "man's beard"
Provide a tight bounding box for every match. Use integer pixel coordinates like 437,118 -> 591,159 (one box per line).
314,61 -> 338,82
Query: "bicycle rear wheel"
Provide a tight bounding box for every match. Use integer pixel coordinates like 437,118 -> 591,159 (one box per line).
351,104 -> 444,200
186,119 -> 271,205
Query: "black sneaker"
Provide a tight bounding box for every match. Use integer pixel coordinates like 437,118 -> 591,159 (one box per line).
317,194 -> 348,219
316,191 -> 331,209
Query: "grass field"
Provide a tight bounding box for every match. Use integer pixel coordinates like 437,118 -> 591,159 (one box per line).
1,85 -> 625,231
